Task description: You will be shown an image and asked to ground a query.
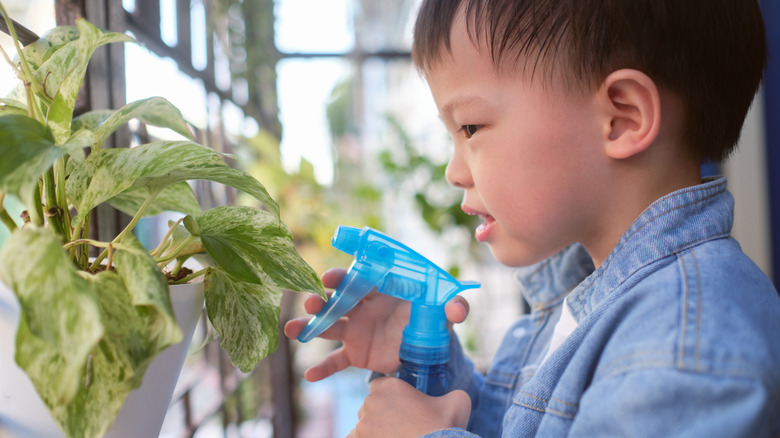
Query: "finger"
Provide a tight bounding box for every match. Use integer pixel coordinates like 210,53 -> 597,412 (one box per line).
284,315 -> 348,342
304,347 -> 351,382
368,375 -> 391,393
321,268 -> 347,288
442,389 -> 472,429
445,295 -> 470,324
283,317 -> 307,339
357,400 -> 366,420
303,293 -> 329,314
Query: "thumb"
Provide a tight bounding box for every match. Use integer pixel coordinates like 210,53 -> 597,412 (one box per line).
440,389 -> 472,429
445,295 -> 470,324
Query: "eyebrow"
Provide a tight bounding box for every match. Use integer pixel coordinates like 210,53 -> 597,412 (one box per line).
440,95 -> 488,120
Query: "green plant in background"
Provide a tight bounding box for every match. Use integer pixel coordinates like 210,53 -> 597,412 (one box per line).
0,7 -> 324,438
235,127 -> 382,271
379,115 -> 478,276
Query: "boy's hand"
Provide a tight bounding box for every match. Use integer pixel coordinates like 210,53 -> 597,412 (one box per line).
284,268 -> 470,382
348,377 -> 472,438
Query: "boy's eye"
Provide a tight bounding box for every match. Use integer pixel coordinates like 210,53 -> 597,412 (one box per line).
461,125 -> 481,139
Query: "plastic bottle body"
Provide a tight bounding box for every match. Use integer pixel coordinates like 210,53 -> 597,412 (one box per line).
398,359 -> 448,396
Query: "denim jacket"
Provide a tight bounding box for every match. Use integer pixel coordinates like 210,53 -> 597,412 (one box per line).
428,177 -> 780,437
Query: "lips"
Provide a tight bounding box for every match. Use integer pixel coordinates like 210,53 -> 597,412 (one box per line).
462,205 -> 496,242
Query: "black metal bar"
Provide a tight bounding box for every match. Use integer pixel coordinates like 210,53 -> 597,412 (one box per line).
762,0 -> 780,286
277,49 -> 411,60
0,17 -> 39,46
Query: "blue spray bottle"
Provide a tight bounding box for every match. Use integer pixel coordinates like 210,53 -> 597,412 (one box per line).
297,226 -> 480,396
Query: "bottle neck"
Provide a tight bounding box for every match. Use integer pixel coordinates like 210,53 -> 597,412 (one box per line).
400,304 -> 449,365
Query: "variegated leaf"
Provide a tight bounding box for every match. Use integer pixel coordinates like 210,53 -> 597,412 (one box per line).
113,233 -> 182,352
67,140 -> 278,227
61,128 -> 91,162
71,110 -> 113,132
52,271 -> 149,438
0,98 -> 27,116
197,206 -> 324,297
168,220 -> 206,260
204,268 -> 281,372
19,25 -> 80,71
92,97 -> 194,150
0,227 -> 103,407
44,19 -> 134,143
0,114 -> 64,210
108,182 -> 202,218
44,234 -> 183,438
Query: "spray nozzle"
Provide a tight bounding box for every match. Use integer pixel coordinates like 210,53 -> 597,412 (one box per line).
297,226 -> 479,353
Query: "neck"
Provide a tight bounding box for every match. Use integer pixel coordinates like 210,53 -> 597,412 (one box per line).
582,145 -> 703,268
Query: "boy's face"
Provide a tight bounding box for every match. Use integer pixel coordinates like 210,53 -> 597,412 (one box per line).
425,16 -> 608,267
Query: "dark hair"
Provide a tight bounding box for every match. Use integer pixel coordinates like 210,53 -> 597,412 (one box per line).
412,0 -> 767,163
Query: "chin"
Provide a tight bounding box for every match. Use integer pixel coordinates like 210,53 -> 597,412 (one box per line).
487,244 -> 549,268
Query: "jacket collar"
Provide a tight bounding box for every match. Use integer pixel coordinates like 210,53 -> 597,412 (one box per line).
567,177 -> 733,321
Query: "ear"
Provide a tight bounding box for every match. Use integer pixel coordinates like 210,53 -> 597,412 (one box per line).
598,69 -> 662,159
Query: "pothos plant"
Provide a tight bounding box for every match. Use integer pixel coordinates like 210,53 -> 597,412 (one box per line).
0,6 -> 324,438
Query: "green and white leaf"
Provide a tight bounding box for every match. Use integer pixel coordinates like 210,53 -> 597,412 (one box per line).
61,128 -> 92,162
44,233 -> 182,438
113,233 -> 182,352
67,140 -> 278,227
92,97 -> 194,150
43,19 -> 134,143
52,271 -> 150,438
54,256 -> 179,438
0,114 -> 64,210
0,227 -> 103,407
197,206 -> 324,297
108,182 -> 202,218
19,25 -> 80,71
72,109 -> 113,132
167,221 -> 206,260
0,98 -> 28,116
204,268 -> 281,372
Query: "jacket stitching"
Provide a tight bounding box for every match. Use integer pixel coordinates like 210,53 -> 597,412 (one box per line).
518,390 -> 549,403
516,401 -> 546,413
572,186 -> 726,307
692,250 -> 703,371
678,253 -> 689,370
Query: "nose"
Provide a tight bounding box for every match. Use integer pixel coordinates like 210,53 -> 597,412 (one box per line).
445,148 -> 472,189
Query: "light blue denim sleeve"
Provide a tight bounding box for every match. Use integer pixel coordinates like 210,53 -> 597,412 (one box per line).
569,368 -> 776,437
446,331 -> 484,402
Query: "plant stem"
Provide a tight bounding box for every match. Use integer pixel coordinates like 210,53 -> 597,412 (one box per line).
54,158 -> 72,241
1,4 -> 44,122
155,235 -> 195,265
0,192 -> 18,232
105,243 -> 114,272
113,192 -> 157,244
62,238 -> 119,250
170,258 -> 184,277
81,214 -> 91,269
90,192 -> 158,271
29,181 -> 44,226
172,267 -> 210,285
150,217 -> 184,257
43,167 -> 67,239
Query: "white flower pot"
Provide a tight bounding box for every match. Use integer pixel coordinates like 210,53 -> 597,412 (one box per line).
0,280 -> 205,437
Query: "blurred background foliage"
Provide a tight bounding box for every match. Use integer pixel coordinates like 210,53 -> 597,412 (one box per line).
0,0 -> 521,435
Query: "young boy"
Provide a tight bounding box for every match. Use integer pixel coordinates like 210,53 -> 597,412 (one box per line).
285,0 -> 780,436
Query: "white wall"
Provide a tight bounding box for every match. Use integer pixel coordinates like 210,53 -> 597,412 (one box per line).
723,90 -> 773,280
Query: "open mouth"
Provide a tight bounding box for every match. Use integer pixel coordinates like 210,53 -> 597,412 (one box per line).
462,206 -> 496,242
474,214 -> 496,242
